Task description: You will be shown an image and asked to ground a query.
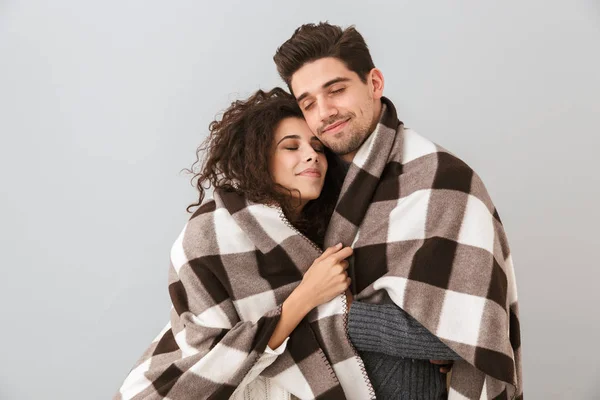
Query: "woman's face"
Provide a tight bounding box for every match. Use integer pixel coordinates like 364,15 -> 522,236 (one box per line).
269,117 -> 328,207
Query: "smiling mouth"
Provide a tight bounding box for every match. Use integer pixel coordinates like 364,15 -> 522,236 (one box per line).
297,168 -> 321,178
322,118 -> 350,134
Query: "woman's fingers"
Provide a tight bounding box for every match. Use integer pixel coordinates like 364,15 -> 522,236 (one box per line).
338,260 -> 350,270
324,246 -> 353,264
316,243 -> 343,262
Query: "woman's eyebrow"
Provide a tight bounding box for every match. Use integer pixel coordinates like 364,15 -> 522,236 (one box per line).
276,135 -> 301,146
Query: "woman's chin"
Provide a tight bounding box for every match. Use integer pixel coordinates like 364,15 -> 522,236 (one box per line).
301,188 -> 323,202
292,191 -> 320,205
285,184 -> 324,205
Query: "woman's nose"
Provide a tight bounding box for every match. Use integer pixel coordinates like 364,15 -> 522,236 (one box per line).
305,149 -> 318,163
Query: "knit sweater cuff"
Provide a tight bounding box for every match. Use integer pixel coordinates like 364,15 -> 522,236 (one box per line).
265,337 -> 289,355
347,301 -> 461,360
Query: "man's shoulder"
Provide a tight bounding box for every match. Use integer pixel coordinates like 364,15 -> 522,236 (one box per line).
396,128 -> 486,196
400,128 -> 474,172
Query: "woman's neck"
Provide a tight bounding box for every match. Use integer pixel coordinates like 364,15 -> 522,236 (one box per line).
284,204 -> 303,222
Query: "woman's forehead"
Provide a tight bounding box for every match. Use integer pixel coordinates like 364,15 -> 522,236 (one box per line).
274,117 -> 314,140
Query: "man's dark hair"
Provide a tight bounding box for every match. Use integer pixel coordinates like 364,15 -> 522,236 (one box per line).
274,22 -> 375,94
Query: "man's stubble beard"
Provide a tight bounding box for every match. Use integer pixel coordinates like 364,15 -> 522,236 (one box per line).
324,121 -> 372,157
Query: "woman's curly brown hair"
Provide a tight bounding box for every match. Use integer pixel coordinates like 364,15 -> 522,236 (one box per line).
186,87 -> 344,247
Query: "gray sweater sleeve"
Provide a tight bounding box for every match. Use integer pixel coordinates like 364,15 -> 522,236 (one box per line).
347,301 -> 461,360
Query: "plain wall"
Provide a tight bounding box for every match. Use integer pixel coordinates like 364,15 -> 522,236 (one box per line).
1,1 -> 599,399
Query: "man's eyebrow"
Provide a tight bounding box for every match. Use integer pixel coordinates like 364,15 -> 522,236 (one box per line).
296,77 -> 352,103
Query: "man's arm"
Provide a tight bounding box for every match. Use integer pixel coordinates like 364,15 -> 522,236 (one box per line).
347,300 -> 461,361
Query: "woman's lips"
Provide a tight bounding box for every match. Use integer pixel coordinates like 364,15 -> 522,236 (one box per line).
297,168 -> 322,177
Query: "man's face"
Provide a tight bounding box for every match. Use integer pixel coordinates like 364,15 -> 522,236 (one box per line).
290,57 -> 382,160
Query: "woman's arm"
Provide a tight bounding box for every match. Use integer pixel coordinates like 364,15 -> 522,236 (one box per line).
117,239 -> 354,400
267,286 -> 312,350
117,260 -> 284,400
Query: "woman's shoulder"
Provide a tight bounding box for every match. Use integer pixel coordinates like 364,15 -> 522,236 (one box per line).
189,198 -> 218,221
183,192 -> 249,240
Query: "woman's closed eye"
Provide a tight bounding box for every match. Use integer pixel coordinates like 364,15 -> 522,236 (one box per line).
284,146 -> 323,153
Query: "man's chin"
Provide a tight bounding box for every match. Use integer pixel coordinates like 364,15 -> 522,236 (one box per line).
324,142 -> 358,157
322,134 -> 347,148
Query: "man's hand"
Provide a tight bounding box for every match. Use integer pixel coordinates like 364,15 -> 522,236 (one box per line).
430,360 -> 453,373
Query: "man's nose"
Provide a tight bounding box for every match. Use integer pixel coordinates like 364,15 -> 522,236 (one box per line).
317,99 -> 337,121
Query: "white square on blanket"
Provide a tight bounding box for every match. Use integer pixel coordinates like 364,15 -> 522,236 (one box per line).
175,328 -> 200,357
372,276 -> 408,308
308,292 -> 344,322
247,204 -> 297,245
457,195 -> 495,254
234,291 -> 277,324
119,358 -> 152,399
214,208 -> 255,254
189,342 -> 248,384
436,290 -> 485,346
401,129 -> 438,164
275,364 -> 314,399
448,387 -> 471,400
388,189 -> 431,242
192,304 -> 233,329
333,357 -> 374,400
352,123 -> 379,169
170,225 -> 189,273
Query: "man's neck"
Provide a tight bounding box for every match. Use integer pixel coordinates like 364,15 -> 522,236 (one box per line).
340,152 -> 356,164
342,99 -> 383,163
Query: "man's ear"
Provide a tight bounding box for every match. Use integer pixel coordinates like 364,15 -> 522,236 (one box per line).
369,68 -> 385,100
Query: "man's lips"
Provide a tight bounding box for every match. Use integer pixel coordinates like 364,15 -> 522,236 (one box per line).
297,168 -> 322,177
322,118 -> 350,134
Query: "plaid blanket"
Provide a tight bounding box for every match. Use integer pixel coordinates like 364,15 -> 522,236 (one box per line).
324,97 -> 523,399
116,97 -> 522,400
115,189 -> 374,399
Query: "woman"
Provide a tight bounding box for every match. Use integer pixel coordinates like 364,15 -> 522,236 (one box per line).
115,88 -> 357,400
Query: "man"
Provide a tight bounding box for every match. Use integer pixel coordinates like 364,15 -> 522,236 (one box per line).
274,23 -> 522,399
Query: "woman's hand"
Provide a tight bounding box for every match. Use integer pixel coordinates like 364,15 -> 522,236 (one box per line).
295,243 -> 353,310
268,243 -> 353,350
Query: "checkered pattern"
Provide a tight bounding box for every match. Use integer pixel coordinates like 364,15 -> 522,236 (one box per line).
324,97 -> 523,399
115,190 -> 372,399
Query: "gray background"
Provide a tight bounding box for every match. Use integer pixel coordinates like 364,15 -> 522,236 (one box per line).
1,1 -> 598,399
